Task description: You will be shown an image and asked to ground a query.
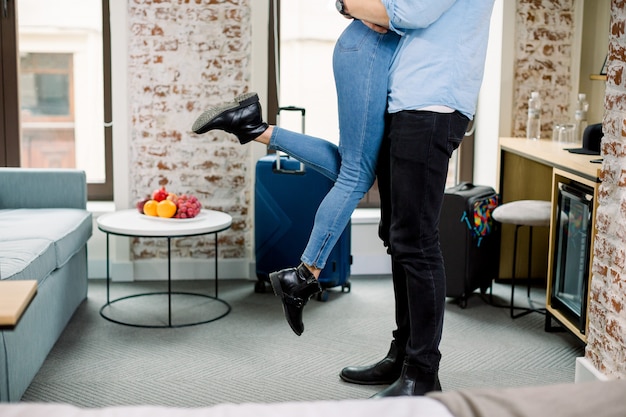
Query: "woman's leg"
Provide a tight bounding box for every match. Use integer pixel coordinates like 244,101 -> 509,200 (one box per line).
299,21 -> 400,271
192,20 -> 399,192
267,127 -> 342,183
191,21 -> 400,336
193,93 -> 344,182
267,22 -> 399,336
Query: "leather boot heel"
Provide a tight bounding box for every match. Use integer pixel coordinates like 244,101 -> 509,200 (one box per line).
269,263 -> 321,336
234,92 -> 259,106
371,362 -> 441,398
339,341 -> 404,385
192,93 -> 268,144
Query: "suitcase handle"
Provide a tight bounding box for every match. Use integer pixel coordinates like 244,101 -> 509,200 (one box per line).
273,154 -> 306,175
278,106 -> 306,116
277,106 -> 306,133
276,106 -> 306,173
458,182 -> 474,191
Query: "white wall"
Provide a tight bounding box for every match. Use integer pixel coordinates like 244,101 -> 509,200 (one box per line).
474,0 -> 512,189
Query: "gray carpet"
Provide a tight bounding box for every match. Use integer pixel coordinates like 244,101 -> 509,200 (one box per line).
21,276 -> 584,407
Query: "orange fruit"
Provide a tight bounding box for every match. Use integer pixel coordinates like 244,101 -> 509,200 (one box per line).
143,200 -> 158,216
157,199 -> 177,218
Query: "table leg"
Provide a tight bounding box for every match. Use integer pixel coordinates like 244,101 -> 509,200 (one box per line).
100,228 -> 230,328
214,233 -> 218,298
106,232 -> 110,304
168,237 -> 172,327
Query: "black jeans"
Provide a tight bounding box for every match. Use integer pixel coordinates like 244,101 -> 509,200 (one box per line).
377,110 -> 469,373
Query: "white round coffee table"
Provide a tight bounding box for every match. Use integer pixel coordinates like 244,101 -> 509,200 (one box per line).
97,208 -> 232,328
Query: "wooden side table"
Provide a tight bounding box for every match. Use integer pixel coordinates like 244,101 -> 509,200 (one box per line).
0,280 -> 38,330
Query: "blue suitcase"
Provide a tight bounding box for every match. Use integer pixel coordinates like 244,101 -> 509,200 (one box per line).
254,153 -> 352,301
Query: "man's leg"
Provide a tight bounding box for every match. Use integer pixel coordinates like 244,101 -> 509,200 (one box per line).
339,119 -> 410,385
373,110 -> 468,397
377,127 -> 411,351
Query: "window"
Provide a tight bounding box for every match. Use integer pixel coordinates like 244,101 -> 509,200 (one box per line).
20,53 -> 75,169
0,0 -> 113,200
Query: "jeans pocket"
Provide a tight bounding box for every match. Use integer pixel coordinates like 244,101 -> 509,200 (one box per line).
446,136 -> 462,156
336,21 -> 371,52
446,112 -> 469,156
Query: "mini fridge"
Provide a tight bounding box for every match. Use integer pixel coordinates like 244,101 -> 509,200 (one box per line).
549,182 -> 594,334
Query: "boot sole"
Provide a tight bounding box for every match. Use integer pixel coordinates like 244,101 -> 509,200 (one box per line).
234,92 -> 258,105
269,272 -> 283,298
269,272 -> 303,336
191,93 -> 259,134
338,373 -> 397,386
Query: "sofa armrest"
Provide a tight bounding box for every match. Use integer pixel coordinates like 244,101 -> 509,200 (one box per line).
0,168 -> 88,209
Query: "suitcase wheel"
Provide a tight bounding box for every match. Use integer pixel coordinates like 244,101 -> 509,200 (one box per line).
315,281 -> 351,302
316,290 -> 330,302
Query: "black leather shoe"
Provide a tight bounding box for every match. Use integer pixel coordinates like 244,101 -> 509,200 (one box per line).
339,341 -> 404,385
269,263 -> 321,336
192,93 -> 268,144
370,362 -> 441,398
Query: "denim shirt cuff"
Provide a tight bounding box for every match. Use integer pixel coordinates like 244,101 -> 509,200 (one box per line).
381,0 -> 404,36
388,22 -> 405,36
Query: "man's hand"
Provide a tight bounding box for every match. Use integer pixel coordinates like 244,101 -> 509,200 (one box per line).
361,20 -> 388,34
344,0 -> 390,28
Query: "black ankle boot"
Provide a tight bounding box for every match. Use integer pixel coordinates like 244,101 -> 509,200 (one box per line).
269,263 -> 321,336
339,341 -> 405,385
370,362 -> 441,398
192,93 -> 268,144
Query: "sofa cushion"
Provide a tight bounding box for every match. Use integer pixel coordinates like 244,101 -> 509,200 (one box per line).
0,239 -> 56,283
0,209 -> 92,268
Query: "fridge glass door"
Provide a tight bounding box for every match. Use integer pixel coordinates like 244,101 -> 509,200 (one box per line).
552,183 -> 593,331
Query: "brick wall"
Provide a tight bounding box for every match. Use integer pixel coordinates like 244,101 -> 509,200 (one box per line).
586,0 -> 626,379
514,0 -> 626,379
513,0 -> 576,139
127,0 -> 253,261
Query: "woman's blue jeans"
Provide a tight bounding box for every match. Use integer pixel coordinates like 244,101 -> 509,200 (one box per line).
268,21 -> 400,269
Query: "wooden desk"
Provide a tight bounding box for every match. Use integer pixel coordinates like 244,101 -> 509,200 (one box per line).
498,137 -> 600,342
499,137 -> 600,186
0,280 -> 38,329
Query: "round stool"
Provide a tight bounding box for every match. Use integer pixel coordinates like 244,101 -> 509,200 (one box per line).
492,200 -> 551,318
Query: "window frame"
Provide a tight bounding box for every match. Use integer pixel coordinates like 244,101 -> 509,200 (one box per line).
0,0 -> 114,201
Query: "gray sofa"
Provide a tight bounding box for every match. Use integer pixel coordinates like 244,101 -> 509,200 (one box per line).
0,168 -> 92,402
